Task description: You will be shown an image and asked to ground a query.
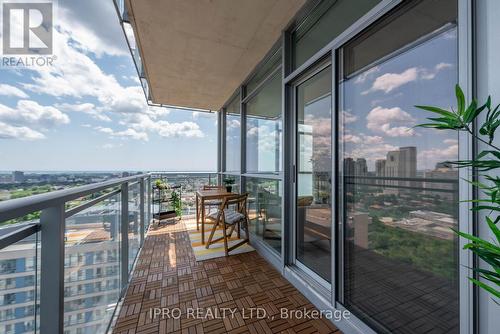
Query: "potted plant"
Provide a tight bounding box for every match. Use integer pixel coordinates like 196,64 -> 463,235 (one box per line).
170,189 -> 182,218
223,178 -> 236,193
416,85 -> 500,302
154,179 -> 168,190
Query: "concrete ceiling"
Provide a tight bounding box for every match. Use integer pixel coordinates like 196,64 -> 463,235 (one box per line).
126,0 -> 306,111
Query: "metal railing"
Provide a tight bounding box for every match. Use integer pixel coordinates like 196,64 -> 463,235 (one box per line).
0,173 -> 152,334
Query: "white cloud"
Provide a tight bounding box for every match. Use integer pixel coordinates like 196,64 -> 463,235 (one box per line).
354,66 -> 380,84
3,1 -> 210,146
155,122 -> 204,138
246,123 -> 279,153
444,138 -> 458,145
0,100 -> 69,128
119,113 -> 205,139
344,134 -> 362,144
436,62 -> 453,71
347,142 -> 399,165
364,135 -> 384,144
56,102 -> 111,122
95,126 -> 149,141
57,0 -> 128,57
113,129 -> 148,141
146,106 -> 171,118
363,68 -> 419,94
0,122 -> 45,140
227,119 -> 240,129
342,110 -> 358,124
124,114 -> 205,138
95,126 -> 113,134
418,142 -> 458,169
366,106 -> 416,137
22,28 -> 147,116
0,84 -> 29,98
344,133 -> 383,145
363,64 -> 454,94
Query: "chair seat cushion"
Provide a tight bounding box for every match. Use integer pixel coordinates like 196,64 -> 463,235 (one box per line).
207,209 -> 245,225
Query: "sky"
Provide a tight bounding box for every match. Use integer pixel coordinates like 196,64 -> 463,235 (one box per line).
0,0 -> 217,172
342,27 -> 459,171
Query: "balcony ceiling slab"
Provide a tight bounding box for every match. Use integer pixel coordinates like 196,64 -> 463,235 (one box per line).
126,0 -> 306,111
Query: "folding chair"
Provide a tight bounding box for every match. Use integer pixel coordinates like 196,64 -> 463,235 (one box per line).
205,193 -> 250,256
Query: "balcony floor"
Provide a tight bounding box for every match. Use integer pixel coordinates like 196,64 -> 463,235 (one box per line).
112,219 -> 340,334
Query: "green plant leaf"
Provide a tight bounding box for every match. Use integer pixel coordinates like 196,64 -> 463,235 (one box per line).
487,217 -> 500,243
469,277 -> 500,298
463,100 -> 479,123
454,229 -> 500,252
472,267 -> 500,280
471,206 -> 500,212
415,105 -> 458,118
456,84 -> 466,116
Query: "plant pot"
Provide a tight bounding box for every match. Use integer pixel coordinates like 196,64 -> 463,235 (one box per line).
226,186 -> 232,193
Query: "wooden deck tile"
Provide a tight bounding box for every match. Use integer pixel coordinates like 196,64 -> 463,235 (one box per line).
112,220 -> 341,334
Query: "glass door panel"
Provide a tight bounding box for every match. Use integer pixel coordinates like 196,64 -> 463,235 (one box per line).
295,65 -> 332,283
339,0 -> 459,332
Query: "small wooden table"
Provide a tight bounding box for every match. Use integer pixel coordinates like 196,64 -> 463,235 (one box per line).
196,189 -> 234,244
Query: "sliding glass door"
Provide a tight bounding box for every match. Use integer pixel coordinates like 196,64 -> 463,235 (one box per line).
295,62 -> 332,283
338,0 -> 459,332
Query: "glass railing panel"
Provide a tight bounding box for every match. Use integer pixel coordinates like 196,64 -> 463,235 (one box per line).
123,22 -> 136,50
64,193 -> 121,334
115,0 -> 125,20
152,173 -> 219,217
128,183 -> 140,272
0,231 -> 40,334
145,180 -> 151,231
0,213 -> 41,229
246,178 -> 282,254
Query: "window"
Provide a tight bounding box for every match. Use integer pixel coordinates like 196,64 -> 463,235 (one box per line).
225,95 -> 241,172
222,175 -> 240,193
0,260 -> 17,274
295,64 -> 332,282
292,0 -> 381,70
246,72 -> 282,174
246,178 -> 282,253
246,49 -> 282,96
340,0 -> 459,332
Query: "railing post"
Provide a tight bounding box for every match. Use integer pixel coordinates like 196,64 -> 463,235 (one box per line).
139,178 -> 145,246
120,182 -> 129,293
40,204 -> 65,334
148,177 -> 152,224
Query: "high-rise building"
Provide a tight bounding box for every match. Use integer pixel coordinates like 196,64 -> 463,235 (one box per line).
375,159 -> 386,186
384,147 -> 417,192
12,171 -> 25,183
399,147 -> 417,188
424,162 -> 459,201
344,158 -> 355,176
355,158 -> 367,177
344,158 -> 355,193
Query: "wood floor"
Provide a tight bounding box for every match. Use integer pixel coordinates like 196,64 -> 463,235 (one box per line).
112,220 -> 341,334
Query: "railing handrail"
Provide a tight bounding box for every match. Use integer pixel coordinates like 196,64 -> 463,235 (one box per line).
0,173 -> 150,223
344,174 -> 459,184
150,171 -> 217,174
